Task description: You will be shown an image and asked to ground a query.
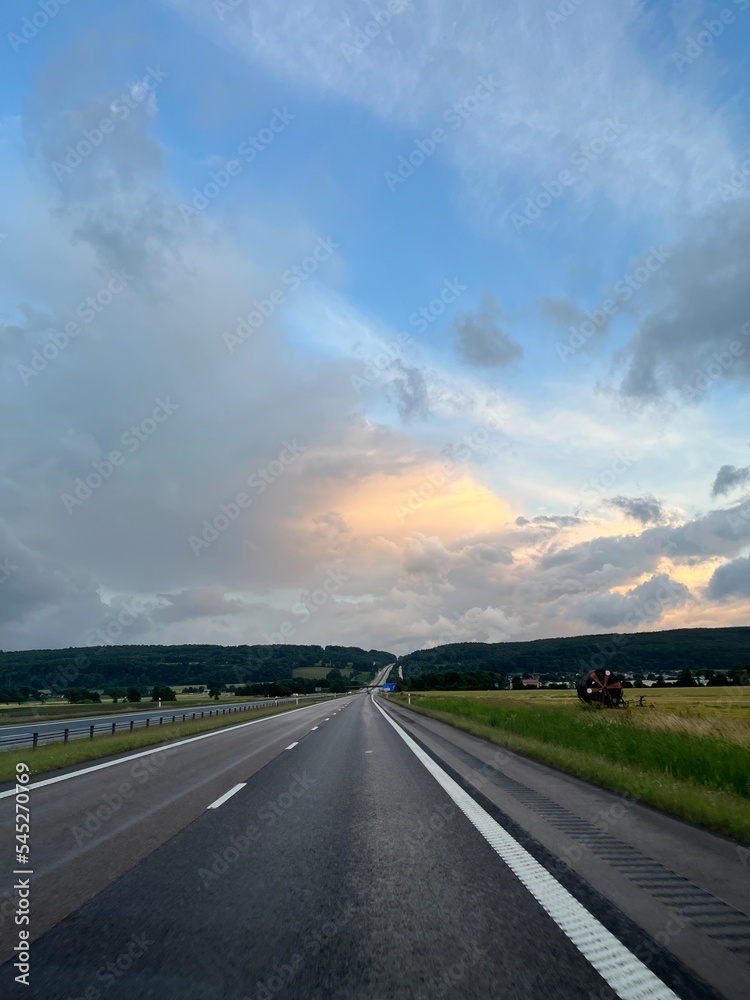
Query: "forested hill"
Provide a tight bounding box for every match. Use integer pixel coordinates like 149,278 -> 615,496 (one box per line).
397,627 -> 750,679
0,644 -> 394,693
2,626 -> 748,693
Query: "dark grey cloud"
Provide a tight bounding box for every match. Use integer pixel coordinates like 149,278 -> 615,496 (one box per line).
566,573 -> 691,629
707,556 -> 750,601
152,589 -> 248,624
616,200 -> 750,400
453,292 -> 523,369
711,465 -> 750,497
608,494 -> 664,524
388,362 -> 430,422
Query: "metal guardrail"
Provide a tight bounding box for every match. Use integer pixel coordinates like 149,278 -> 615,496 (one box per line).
0,694 -> 337,750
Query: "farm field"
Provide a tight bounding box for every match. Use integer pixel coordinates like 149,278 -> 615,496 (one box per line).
292,666 -> 353,679
393,686 -> 750,842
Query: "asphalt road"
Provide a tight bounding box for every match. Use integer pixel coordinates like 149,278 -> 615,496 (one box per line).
0,695 -> 339,749
0,692 -> 747,999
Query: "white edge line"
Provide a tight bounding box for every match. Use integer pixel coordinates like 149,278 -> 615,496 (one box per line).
372,697 -> 680,1000
207,782 -> 246,810
0,700 -> 336,799
285,742 -> 299,750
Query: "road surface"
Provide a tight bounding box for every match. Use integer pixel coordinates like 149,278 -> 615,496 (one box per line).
0,695 -> 338,749
0,692 -> 747,999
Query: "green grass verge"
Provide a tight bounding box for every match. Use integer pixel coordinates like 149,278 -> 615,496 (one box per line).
0,699 -> 332,783
394,695 -> 750,844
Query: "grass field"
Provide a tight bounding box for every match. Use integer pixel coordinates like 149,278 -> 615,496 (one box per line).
393,687 -> 750,843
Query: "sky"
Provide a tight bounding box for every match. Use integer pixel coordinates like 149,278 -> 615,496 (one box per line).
1,0 -> 750,656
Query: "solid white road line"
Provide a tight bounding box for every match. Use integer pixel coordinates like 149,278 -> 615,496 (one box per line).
285,742 -> 299,750
207,783 -> 246,810
0,701 -> 334,799
373,698 -> 680,1000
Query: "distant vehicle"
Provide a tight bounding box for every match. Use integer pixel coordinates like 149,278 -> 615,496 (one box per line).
576,668 -> 624,708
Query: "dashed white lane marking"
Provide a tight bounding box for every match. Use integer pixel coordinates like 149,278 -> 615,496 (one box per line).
365,751 -> 374,754
373,698 -> 680,1000
0,700 -> 331,799
285,742 -> 299,750
311,726 -> 319,731
207,783 -> 246,810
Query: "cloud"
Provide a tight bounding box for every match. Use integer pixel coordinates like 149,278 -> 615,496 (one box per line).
711,465 -> 750,498
563,573 -> 691,629
152,589 -> 248,624
453,293 -> 523,369
707,556 -> 750,601
615,200 -> 750,400
515,514 -> 585,528
607,495 -> 664,524
387,361 -> 431,421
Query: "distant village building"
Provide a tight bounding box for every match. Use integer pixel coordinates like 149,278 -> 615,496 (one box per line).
521,677 -> 541,688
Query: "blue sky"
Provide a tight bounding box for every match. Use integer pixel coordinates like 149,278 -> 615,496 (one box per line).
1,0 -> 750,653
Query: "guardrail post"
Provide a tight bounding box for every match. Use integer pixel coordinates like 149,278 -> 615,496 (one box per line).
32,732 -> 38,750
182,714 -> 186,722
111,722 -> 116,735
146,718 -> 149,728
64,728 -> 69,744
172,715 -> 175,723
130,720 -> 134,732
201,711 -> 204,718
159,717 -> 163,725
89,725 -> 94,740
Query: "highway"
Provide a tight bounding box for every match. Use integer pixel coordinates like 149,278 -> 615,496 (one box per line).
1,692 -> 748,999
0,694 -> 336,749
